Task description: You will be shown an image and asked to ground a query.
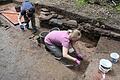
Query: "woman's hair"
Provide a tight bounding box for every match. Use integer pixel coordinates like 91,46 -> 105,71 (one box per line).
68,29 -> 81,40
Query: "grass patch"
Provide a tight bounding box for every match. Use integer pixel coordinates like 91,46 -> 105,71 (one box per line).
75,0 -> 88,7
115,4 -> 120,11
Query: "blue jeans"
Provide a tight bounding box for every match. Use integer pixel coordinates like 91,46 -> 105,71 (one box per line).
45,43 -> 62,58
45,43 -> 82,61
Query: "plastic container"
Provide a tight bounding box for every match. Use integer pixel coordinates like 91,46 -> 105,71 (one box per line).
110,52 -> 119,63
99,59 -> 112,73
49,27 -> 60,32
38,31 -> 49,44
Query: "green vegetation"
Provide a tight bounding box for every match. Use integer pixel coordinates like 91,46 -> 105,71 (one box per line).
75,0 -> 88,7
115,4 -> 120,11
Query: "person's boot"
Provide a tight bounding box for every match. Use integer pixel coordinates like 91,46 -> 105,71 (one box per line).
32,28 -> 37,34
25,23 -> 31,30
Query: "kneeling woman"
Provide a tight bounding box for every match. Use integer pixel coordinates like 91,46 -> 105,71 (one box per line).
44,29 -> 82,65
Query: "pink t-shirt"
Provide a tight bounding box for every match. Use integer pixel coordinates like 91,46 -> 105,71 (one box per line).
44,31 -> 70,48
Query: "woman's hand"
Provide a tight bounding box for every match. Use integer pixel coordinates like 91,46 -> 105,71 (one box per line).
77,53 -> 87,61
75,59 -> 81,65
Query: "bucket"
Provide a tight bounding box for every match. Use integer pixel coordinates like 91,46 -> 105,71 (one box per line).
110,52 -> 119,63
49,27 -> 60,32
99,59 -> 112,73
38,31 -> 49,44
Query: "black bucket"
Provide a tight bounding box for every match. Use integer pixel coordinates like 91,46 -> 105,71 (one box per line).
37,31 -> 49,44
49,27 -> 60,32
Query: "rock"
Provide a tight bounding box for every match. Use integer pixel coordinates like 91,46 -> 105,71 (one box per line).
41,8 -> 49,12
63,20 -> 78,28
49,19 -> 63,27
51,14 -> 58,18
57,15 -> 64,19
95,22 -> 100,27
83,23 -> 91,28
77,24 -> 84,30
100,25 -> 105,29
39,14 -> 53,21
41,11 -> 50,16
50,11 -> 56,14
61,19 -> 67,23
83,23 -> 95,31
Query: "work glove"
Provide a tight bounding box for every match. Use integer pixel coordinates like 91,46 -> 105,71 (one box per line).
77,53 -> 87,61
75,59 -> 81,65
76,53 -> 83,61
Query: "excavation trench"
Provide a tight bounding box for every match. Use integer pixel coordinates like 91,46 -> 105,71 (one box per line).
36,4 -> 120,76
37,6 -> 102,76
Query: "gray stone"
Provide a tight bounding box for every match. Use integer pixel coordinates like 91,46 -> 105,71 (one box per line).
100,25 -> 106,29
57,15 -> 64,19
49,19 -> 63,26
63,20 -> 78,28
41,8 -> 49,12
61,19 -> 67,23
41,11 -> 50,15
50,11 -> 56,14
51,14 -> 58,18
95,22 -> 100,27
39,14 -> 53,21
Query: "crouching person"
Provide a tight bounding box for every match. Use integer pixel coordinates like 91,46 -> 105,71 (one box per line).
18,0 -> 37,33
44,29 -> 82,65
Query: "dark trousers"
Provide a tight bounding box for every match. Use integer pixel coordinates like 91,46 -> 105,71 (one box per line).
45,43 -> 63,58
24,14 -> 36,30
45,43 -> 78,58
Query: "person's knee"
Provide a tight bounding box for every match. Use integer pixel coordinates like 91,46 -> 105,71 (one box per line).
54,52 -> 62,58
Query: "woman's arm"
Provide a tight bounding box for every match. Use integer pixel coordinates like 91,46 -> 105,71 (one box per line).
71,41 -> 87,60
62,46 -> 77,61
